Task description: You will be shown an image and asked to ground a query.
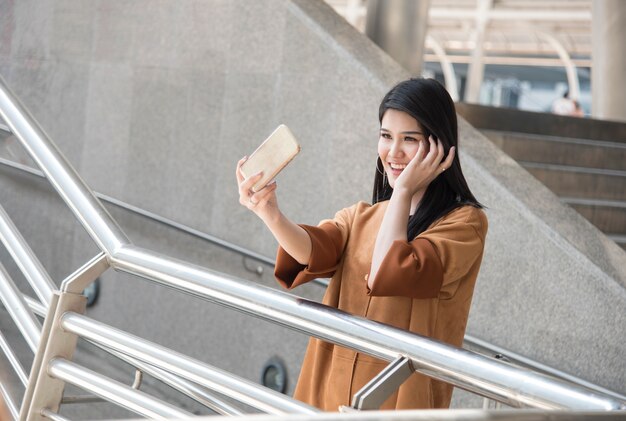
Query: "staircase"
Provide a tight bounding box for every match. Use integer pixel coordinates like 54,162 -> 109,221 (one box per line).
457,103 -> 626,250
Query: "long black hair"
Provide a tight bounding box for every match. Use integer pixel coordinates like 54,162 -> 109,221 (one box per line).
372,78 -> 483,239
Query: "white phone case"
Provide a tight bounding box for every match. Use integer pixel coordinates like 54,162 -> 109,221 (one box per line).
240,125 -> 301,192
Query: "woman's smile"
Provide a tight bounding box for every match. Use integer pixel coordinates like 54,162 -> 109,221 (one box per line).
388,162 -> 408,177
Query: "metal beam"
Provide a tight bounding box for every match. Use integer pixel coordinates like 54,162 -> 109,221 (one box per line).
429,8 -> 591,21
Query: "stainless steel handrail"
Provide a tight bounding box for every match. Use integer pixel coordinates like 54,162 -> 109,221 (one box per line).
167,410 -> 626,421
18,294 -> 248,416
463,335 -> 626,402
1,156 -> 623,403
0,155 -> 276,269
0,330 -> 28,386
61,312 -> 319,414
40,409 -> 70,421
0,202 -> 56,304
20,293 -> 243,416
1,74 -> 625,412
0,380 -> 19,420
0,260 -> 41,352
48,359 -> 195,420
0,78 -> 128,254
60,313 -> 318,415
112,244 -> 625,410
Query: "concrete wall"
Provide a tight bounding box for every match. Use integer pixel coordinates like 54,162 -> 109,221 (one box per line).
0,0 -> 624,416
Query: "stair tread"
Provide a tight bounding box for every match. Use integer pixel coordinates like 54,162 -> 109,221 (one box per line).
520,161 -> 626,177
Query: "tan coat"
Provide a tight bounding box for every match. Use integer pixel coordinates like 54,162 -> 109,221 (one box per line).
275,201 -> 488,411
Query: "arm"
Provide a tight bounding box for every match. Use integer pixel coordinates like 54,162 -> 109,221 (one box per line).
368,138 -> 455,290
368,207 -> 487,299
236,157 -> 311,264
368,189 -> 411,287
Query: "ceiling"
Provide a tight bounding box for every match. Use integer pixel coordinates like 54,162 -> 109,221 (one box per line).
325,0 -> 592,68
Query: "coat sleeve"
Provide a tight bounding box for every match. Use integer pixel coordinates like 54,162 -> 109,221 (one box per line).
367,207 -> 487,299
274,206 -> 354,289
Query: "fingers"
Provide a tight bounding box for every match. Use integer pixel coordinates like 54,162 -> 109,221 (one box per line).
238,171 -> 263,195
245,181 -> 277,210
438,146 -> 456,174
435,138 -> 445,163
414,138 -> 427,163
418,136 -> 437,165
442,146 -> 456,170
422,136 -> 456,176
235,156 -> 247,183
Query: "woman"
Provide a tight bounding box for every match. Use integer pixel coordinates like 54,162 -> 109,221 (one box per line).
236,78 -> 487,410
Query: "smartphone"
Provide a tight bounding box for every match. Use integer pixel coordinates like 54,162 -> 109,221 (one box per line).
240,124 -> 301,192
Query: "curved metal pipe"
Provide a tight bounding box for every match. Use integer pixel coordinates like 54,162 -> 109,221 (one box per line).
535,30 -> 580,101
0,262 -> 41,352
60,313 -> 320,415
0,75 -> 130,255
426,35 -> 460,101
0,204 -> 56,305
0,329 -> 28,386
22,294 -> 244,415
48,359 -> 193,420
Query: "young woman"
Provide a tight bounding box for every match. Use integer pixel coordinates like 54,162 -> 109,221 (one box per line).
236,78 -> 488,411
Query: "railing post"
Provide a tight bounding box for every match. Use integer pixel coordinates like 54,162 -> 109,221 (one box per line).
20,292 -> 86,421
20,253 -> 108,420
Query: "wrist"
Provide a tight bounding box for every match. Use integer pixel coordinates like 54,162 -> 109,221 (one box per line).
391,187 -> 413,202
259,207 -> 283,227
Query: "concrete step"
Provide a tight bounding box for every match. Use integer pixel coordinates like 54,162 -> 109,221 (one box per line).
563,198 -> 626,235
522,162 -> 626,201
484,130 -> 626,171
607,234 -> 626,251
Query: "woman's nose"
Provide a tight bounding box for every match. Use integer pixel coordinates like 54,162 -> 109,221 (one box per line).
389,139 -> 403,157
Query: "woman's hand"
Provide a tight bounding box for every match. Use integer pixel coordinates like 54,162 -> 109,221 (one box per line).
235,156 -> 312,264
393,136 -> 456,196
236,157 -> 280,222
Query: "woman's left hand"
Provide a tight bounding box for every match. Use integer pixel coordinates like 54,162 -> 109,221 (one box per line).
393,136 -> 456,196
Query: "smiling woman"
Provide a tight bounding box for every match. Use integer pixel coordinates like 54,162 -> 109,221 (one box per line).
236,78 -> 487,411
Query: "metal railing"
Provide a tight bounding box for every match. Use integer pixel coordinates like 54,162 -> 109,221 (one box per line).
1,73 -> 625,420
2,152 -> 623,403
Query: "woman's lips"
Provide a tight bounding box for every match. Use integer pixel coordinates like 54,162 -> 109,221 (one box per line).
388,162 -> 406,176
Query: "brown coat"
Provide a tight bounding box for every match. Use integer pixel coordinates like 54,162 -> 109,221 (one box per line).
275,201 -> 488,411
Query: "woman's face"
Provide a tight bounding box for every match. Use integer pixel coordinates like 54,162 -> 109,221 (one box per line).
378,109 -> 428,188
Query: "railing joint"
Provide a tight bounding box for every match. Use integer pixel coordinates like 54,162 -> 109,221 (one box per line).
60,252 -> 108,295
351,355 -> 414,410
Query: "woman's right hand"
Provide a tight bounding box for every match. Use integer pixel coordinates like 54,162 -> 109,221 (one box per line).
236,157 -> 312,264
236,157 -> 280,222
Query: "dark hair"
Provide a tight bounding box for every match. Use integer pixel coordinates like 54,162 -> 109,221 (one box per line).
372,78 -> 483,239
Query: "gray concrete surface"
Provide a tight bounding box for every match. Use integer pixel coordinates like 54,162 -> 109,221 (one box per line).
0,0 -> 625,417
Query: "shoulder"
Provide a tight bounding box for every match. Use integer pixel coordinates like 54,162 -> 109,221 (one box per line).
333,200 -> 386,219
321,201 -> 387,233
428,205 -> 488,241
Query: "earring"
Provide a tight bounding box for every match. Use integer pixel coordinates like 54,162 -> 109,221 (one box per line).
376,160 -> 385,176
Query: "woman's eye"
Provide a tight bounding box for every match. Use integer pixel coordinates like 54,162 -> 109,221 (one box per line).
380,133 -> 391,139
404,137 -> 417,142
